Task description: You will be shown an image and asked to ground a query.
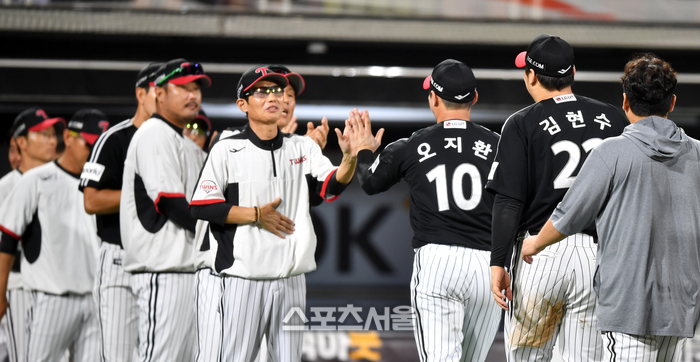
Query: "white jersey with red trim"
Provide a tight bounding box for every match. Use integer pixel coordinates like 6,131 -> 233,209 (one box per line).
0,169 -> 23,291
0,162 -> 99,295
120,116 -> 206,272
190,127 -> 338,279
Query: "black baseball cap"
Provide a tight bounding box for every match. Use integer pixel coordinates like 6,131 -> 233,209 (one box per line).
11,108 -> 66,139
236,66 -> 288,100
135,62 -> 164,89
67,109 -> 109,146
192,109 -> 212,132
515,34 -> 575,78
422,59 -> 477,104
154,59 -> 211,88
268,65 -> 306,96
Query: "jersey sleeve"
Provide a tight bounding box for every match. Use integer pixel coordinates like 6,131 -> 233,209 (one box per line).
190,142 -> 229,206
135,132 -> 189,207
551,148 -> 613,235
0,173 -> 40,246
356,138 -> 407,195
79,131 -> 123,191
485,117 -> 528,201
307,140 -> 346,202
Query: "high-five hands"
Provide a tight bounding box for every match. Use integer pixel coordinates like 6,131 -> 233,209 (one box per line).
335,108 -> 385,157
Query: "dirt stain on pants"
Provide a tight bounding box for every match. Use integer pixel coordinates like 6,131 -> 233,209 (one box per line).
509,296 -> 565,348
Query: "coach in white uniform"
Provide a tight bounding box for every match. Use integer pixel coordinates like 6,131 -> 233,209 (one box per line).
0,109 -> 108,362
120,58 -> 208,362
0,108 -> 62,362
80,62 -> 161,362
190,66 -> 357,362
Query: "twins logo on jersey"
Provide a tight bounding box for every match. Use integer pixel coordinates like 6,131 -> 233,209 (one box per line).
200,180 -> 218,194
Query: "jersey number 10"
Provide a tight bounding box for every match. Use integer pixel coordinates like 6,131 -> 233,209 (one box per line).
426,164 -> 482,212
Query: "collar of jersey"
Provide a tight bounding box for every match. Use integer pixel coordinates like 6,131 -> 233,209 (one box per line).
54,160 -> 81,179
244,125 -> 283,151
152,113 -> 184,137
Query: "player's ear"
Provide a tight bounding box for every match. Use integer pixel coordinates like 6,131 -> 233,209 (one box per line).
622,93 -> 630,112
668,94 -> 676,114
572,66 -> 576,77
15,136 -> 28,151
472,91 -> 479,106
430,91 -> 440,108
135,87 -> 147,105
237,98 -> 249,113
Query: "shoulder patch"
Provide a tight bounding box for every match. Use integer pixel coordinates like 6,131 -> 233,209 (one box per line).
553,94 -> 577,104
444,120 -> 467,129
81,162 -> 105,182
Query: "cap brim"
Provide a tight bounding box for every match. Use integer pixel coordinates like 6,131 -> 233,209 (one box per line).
168,75 -> 212,88
28,117 -> 66,133
80,132 -> 100,146
423,76 -> 432,90
515,51 -> 527,68
285,73 -> 306,96
243,74 -> 289,94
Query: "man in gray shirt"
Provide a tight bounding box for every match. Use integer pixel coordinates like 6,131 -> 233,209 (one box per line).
521,53 -> 700,361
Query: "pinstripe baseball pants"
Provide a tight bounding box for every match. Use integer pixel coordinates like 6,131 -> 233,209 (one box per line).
25,291 -> 99,362
195,268 -> 221,362
411,244 -> 501,362
131,272 -> 195,362
219,274 -> 306,362
94,243 -> 138,362
601,332 -> 685,362
505,233 -> 601,362
2,288 -> 29,362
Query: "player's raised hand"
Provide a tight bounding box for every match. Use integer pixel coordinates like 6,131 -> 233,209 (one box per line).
491,266 -> 512,311
305,117 -> 329,149
281,116 -> 298,134
258,197 -> 295,239
348,108 -> 384,155
521,235 -> 542,264
334,117 -> 353,157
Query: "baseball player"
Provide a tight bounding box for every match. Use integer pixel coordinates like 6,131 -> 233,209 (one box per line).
521,53 -> 700,362
0,109 -> 108,362
486,34 -> 628,361
270,65 -> 329,149
120,58 -> 208,362
189,65 -> 356,362
79,62 -> 161,362
0,108 -> 63,362
352,59 -> 502,362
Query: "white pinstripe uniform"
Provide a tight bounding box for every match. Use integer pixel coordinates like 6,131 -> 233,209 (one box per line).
0,169 -> 29,362
601,332 -> 686,362
190,128 -> 345,362
193,219 -> 222,362
80,118 -> 139,362
506,233 -> 600,361
0,161 -> 101,362
121,115 -> 205,362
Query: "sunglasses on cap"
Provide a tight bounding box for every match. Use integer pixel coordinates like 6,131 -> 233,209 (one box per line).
156,63 -> 205,86
244,86 -> 285,99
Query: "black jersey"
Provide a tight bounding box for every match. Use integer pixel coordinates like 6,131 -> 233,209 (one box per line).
79,119 -> 137,247
357,119 -> 500,250
486,94 -> 628,236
